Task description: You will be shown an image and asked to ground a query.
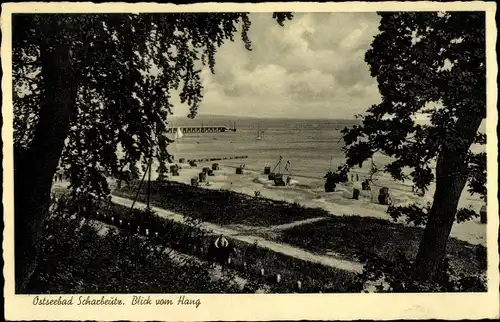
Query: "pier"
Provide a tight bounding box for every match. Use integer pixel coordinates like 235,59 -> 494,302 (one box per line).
166,126 -> 236,134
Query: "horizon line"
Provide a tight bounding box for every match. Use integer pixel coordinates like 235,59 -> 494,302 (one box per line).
169,113 -> 360,121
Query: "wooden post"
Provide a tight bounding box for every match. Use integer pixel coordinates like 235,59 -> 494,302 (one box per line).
147,156 -> 152,211
131,162 -> 149,210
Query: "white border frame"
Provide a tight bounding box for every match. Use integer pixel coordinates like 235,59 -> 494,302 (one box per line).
2,2 -> 498,320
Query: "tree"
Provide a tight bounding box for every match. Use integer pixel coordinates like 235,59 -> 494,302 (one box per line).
13,12 -> 293,293
335,12 -> 485,281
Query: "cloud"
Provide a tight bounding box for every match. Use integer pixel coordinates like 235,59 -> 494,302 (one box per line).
173,12 -> 382,119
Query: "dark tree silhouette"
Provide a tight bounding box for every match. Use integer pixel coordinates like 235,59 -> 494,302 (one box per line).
334,12 -> 486,281
12,12 -> 293,293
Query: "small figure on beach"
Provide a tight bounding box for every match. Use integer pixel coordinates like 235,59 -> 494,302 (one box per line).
207,234 -> 237,270
254,190 -> 261,197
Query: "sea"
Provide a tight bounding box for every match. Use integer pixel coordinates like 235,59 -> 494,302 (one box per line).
166,116 -> 362,180
165,115 -> 486,182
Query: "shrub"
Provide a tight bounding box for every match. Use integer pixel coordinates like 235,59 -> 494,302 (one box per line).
28,207 -> 242,294
357,251 -> 487,293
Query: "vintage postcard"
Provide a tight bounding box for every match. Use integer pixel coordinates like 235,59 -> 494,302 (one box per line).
2,1 -> 499,321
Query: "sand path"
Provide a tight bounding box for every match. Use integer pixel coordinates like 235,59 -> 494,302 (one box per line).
111,195 -> 364,274
263,217 -> 329,231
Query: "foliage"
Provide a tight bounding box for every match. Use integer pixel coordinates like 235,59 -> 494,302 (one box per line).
358,252 -> 487,293
30,206 -> 242,293
332,12 -> 486,225
13,12 -> 293,204
387,203 -> 431,227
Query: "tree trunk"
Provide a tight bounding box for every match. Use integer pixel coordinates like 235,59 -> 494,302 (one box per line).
413,115 -> 484,281
412,152 -> 469,281
14,43 -> 77,293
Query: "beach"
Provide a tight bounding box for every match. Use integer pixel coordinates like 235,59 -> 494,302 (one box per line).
124,116 -> 487,246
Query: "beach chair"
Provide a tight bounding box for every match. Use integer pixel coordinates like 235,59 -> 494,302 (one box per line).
378,187 -> 391,205
274,174 -> 286,186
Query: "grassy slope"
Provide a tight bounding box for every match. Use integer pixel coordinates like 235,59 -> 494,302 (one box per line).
114,180 -> 323,226
277,216 -> 486,276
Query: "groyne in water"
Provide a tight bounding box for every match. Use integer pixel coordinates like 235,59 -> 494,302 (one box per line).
186,155 -> 249,163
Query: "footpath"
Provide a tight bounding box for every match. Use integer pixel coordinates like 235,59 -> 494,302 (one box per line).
111,195 -> 364,274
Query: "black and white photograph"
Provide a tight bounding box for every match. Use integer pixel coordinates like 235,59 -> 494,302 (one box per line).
2,1 -> 498,320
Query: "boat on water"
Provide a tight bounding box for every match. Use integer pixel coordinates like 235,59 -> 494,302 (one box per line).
175,127 -> 184,140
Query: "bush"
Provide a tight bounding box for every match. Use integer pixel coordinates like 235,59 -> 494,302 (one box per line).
27,208 -> 242,294
357,251 -> 487,293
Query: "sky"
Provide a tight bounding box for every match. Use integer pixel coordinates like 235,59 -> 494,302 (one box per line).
172,12 -> 383,119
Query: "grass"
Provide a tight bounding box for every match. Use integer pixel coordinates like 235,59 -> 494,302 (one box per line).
277,216 -> 487,276
114,180 -> 325,226
28,211 -> 243,294
97,201 -> 360,293
227,238 -> 360,293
